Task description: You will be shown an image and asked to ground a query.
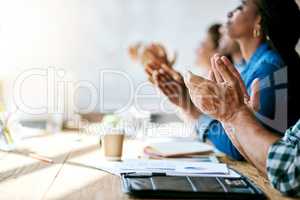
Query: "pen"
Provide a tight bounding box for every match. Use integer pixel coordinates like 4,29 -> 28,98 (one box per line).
28,153 -> 54,164
146,167 -> 175,171
184,167 -> 205,170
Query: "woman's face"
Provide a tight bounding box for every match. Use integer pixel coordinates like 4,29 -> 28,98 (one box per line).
226,0 -> 260,39
195,33 -> 217,68
219,25 -> 240,55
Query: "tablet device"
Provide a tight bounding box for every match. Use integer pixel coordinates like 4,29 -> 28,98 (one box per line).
121,171 -> 267,199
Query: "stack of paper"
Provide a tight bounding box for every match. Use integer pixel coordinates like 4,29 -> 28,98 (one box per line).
84,159 -> 241,178
144,141 -> 213,158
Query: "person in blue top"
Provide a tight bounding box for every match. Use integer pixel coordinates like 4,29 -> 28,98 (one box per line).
198,42 -> 284,160
196,0 -> 286,160
184,0 -> 300,196
144,0 -> 286,160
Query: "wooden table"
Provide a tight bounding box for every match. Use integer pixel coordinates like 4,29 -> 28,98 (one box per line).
0,131 -> 297,200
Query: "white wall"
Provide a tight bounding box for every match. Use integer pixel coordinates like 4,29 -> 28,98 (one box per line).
0,0 -> 238,118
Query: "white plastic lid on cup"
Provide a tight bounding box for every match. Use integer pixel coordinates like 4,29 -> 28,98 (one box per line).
97,115 -> 125,137
82,114 -> 138,138
100,126 -> 125,136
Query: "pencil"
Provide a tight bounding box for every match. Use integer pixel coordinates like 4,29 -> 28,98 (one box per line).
28,153 -> 54,164
3,127 -> 13,144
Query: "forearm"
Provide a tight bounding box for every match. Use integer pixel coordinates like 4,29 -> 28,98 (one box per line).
225,108 -> 280,174
179,103 -> 202,122
206,122 -> 244,160
222,123 -> 259,167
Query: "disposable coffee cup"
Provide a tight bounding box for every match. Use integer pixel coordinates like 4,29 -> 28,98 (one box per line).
102,130 -> 124,161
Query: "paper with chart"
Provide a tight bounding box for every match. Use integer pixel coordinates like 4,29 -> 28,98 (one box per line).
175,162 -> 229,174
84,159 -> 240,178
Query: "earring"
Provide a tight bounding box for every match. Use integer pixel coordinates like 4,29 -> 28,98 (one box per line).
253,28 -> 261,38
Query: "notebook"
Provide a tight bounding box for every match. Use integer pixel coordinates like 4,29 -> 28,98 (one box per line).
144,141 -> 213,158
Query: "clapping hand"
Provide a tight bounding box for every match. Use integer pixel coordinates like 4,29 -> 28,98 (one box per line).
128,42 -> 177,67
184,54 -> 260,155
184,54 -> 260,122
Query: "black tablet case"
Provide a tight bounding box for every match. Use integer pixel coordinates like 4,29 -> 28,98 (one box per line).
121,171 -> 267,199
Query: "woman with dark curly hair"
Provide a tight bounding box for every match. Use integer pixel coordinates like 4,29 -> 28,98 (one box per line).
185,0 -> 300,196
194,0 -> 288,160
145,0 -> 290,161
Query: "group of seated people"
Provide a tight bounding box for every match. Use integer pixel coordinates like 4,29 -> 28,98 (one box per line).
129,0 -> 300,196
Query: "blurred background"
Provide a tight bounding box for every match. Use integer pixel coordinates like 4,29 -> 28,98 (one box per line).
0,0 -> 299,123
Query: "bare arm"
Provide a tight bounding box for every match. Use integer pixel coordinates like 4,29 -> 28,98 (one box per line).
185,54 -> 280,174
185,55 -> 300,195
224,107 -> 280,174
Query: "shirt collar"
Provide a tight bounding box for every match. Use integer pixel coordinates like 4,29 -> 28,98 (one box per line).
246,42 -> 269,68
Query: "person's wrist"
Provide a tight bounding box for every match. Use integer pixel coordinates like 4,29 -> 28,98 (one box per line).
181,102 -> 201,120
226,106 -> 253,125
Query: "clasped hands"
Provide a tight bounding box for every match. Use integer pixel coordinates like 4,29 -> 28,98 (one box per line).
185,54 -> 260,123
146,52 -> 260,124
145,50 -> 260,156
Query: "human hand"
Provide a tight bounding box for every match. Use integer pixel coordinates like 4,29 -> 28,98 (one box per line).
128,42 -> 177,68
185,54 -> 260,159
209,54 -> 260,112
184,55 -> 260,123
146,63 -> 201,119
141,43 -> 177,67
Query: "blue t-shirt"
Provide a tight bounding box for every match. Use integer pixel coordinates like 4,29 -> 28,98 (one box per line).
195,43 -> 285,160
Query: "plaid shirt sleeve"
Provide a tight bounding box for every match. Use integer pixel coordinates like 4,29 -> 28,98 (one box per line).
267,120 -> 300,196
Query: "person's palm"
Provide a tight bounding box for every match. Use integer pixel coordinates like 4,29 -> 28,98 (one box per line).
185,54 -> 260,158
142,43 -> 177,67
149,63 -> 193,110
185,55 -> 260,122
186,73 -> 245,122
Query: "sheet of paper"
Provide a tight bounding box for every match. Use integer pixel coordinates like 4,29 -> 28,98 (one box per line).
119,159 -> 177,171
175,162 -> 229,174
96,159 -> 177,174
84,159 -> 230,176
166,169 -> 240,178
146,141 -> 213,156
163,156 -> 219,163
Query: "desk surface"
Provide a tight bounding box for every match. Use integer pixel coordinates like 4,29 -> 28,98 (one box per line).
0,132 -> 297,200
